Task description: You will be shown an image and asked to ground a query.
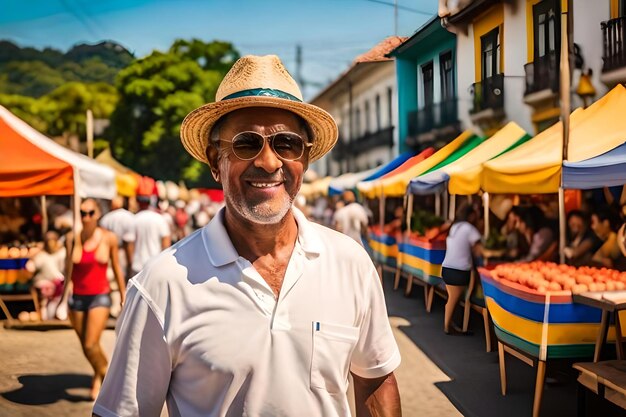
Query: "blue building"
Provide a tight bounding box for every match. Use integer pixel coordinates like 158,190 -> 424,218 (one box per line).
389,16 -> 461,153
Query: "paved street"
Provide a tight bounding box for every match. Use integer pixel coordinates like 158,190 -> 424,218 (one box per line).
0,314 -> 461,417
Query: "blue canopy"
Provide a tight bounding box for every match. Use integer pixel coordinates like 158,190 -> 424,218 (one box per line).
359,152 -> 417,182
562,142 -> 626,189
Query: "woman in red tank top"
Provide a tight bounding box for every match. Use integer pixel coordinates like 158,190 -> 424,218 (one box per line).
61,198 -> 126,400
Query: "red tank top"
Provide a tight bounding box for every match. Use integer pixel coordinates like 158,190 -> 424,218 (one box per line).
72,248 -> 109,295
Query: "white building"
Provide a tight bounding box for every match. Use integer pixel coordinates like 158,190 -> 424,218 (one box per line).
309,37 -> 405,177
440,0 -> 613,136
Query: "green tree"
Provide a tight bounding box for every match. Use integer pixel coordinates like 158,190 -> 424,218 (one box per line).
107,39 -> 238,186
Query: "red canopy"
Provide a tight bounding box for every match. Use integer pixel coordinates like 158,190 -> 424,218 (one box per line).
0,115 -> 74,197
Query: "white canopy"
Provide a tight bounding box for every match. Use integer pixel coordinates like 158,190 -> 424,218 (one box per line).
1,105 -> 116,199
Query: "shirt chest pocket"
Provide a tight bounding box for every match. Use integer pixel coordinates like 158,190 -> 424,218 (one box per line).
310,321 -> 360,394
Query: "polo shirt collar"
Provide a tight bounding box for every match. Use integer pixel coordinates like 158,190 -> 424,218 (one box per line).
203,206 -> 324,267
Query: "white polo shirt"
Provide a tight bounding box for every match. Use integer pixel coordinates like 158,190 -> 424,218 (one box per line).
94,208 -> 400,417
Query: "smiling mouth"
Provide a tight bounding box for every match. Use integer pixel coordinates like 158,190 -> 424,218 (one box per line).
247,181 -> 283,188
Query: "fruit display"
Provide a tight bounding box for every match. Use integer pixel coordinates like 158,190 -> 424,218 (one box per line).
491,261 -> 626,294
409,209 -> 446,242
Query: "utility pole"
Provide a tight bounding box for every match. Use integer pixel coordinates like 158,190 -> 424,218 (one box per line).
86,109 -> 94,158
295,44 -> 303,90
394,0 -> 398,36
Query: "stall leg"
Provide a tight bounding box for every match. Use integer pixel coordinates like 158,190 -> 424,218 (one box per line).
393,267 -> 402,290
498,341 -> 507,396
462,271 -> 476,333
532,360 -> 546,417
405,274 -> 413,296
426,285 -> 435,313
594,310 -> 610,362
483,308 -> 493,352
614,311 -> 624,360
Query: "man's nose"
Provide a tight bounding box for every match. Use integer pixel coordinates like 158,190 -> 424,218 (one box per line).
253,140 -> 283,173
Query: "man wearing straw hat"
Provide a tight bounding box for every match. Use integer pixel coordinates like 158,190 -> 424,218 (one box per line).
94,55 -> 401,417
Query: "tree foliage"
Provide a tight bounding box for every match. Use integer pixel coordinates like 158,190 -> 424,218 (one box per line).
107,39 -> 239,186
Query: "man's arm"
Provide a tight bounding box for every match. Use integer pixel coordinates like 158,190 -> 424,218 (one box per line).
352,372 -> 401,417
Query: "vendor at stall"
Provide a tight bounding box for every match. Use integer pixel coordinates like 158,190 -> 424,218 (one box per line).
517,206 -> 557,262
591,208 -> 624,269
564,210 -> 603,267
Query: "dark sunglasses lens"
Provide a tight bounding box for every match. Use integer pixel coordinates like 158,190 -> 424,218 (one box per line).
231,132 -> 264,159
272,133 -> 304,160
80,210 -> 94,217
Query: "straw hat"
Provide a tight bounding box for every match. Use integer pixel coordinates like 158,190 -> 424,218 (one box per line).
180,55 -> 338,165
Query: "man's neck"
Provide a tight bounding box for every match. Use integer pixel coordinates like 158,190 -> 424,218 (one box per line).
224,208 -> 298,261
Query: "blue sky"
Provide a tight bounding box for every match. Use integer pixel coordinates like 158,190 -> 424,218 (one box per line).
0,0 -> 437,98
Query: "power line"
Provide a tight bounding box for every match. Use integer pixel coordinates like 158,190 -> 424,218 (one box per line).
360,0 -> 433,15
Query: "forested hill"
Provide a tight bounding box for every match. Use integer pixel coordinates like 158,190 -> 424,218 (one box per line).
0,40 -> 134,97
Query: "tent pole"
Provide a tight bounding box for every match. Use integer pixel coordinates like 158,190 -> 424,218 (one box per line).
406,193 -> 414,233
559,188 -> 566,264
449,194 -> 456,221
41,195 -> 48,235
442,188 -> 449,222
483,192 -> 490,239
435,192 -> 441,217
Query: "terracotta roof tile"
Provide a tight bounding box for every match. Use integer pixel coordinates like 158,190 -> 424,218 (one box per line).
352,36 -> 408,64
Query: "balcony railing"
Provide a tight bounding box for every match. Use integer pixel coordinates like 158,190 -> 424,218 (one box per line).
330,127 -> 393,161
356,126 -> 394,153
470,74 -> 504,114
602,16 -> 626,72
524,51 -> 559,95
407,99 -> 459,137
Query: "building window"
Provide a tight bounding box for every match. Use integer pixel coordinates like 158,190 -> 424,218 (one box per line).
355,107 -> 361,138
421,61 -> 434,107
364,101 -> 371,134
387,87 -> 393,127
375,94 -> 381,131
533,0 -> 559,59
481,27 -> 500,79
439,51 -> 454,100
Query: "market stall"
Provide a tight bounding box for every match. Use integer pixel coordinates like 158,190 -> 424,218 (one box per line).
476,85 -> 626,416
357,148 -> 435,274
0,106 -> 116,200
95,148 -> 140,198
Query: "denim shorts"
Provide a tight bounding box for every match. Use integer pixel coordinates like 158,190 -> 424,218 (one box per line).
68,293 -> 112,311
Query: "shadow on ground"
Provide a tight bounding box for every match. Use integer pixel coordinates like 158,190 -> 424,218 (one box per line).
1,373 -> 93,405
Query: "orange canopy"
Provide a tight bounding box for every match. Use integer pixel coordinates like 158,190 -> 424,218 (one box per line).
0,116 -> 74,197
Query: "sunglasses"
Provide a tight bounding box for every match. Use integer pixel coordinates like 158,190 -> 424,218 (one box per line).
80,210 -> 96,218
220,131 -> 312,161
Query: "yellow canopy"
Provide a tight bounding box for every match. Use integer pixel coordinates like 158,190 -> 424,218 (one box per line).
299,176 -> 332,199
95,148 -> 139,197
358,130 -> 476,198
481,84 -> 626,194
415,122 -> 530,195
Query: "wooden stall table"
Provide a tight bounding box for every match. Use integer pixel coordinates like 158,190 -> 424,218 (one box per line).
572,291 -> 626,362
572,292 -> 626,415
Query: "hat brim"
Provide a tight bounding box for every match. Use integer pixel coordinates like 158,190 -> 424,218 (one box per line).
180,96 -> 338,165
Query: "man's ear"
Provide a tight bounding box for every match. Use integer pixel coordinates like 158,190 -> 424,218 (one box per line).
206,145 -> 221,183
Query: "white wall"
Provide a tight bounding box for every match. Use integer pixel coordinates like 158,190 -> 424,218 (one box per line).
503,1 -> 534,134
456,26 -> 475,134
571,0 -> 610,109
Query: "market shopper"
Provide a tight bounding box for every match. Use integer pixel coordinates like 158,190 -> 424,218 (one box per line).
99,195 -> 135,281
61,198 -> 126,401
333,190 -> 369,245
130,196 -> 171,276
441,204 -> 482,335
26,230 -> 66,320
94,55 -> 401,417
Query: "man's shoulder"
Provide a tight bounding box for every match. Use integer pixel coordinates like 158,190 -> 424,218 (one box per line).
135,228 -> 208,286
307,221 -> 371,260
